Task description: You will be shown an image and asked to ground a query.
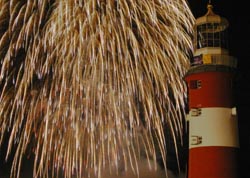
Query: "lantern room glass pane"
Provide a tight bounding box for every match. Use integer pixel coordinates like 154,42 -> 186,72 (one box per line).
196,23 -> 228,49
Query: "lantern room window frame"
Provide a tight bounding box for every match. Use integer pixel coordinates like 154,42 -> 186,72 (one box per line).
195,22 -> 228,50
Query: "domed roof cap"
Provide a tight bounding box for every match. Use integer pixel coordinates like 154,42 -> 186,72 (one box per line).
196,1 -> 229,29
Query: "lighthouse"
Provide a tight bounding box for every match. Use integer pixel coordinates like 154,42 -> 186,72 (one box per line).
185,2 -> 239,178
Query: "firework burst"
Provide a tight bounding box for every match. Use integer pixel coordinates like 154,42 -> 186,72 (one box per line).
0,0 -> 194,177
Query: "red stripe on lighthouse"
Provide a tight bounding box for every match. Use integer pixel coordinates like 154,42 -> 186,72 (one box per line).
188,147 -> 239,178
185,71 -> 234,108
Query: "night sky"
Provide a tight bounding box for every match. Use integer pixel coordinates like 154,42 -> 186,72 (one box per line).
188,1 -> 250,177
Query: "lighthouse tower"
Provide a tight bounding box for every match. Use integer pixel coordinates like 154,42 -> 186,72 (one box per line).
185,2 -> 239,178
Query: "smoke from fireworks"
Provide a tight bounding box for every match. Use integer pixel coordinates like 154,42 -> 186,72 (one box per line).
0,0 -> 194,178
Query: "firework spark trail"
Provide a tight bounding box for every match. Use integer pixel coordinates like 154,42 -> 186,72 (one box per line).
0,0 -> 194,178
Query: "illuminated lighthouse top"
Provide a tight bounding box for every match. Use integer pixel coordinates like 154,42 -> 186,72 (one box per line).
191,2 -> 237,68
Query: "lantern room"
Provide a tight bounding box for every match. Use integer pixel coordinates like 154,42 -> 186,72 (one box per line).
190,2 -> 237,69
193,3 -> 229,56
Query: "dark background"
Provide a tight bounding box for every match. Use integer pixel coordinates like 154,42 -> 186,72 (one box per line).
188,1 -> 250,177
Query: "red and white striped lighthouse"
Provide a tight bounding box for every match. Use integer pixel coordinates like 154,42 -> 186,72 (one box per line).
185,2 -> 239,178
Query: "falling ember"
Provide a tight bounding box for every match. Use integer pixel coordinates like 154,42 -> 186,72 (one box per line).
0,0 -> 195,178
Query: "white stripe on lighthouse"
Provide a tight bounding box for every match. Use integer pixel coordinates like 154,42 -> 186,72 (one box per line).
188,107 -> 239,148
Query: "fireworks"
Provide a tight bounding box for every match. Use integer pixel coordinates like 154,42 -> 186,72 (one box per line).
0,0 -> 194,178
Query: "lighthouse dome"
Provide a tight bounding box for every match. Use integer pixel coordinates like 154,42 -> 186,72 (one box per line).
196,4 -> 229,28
